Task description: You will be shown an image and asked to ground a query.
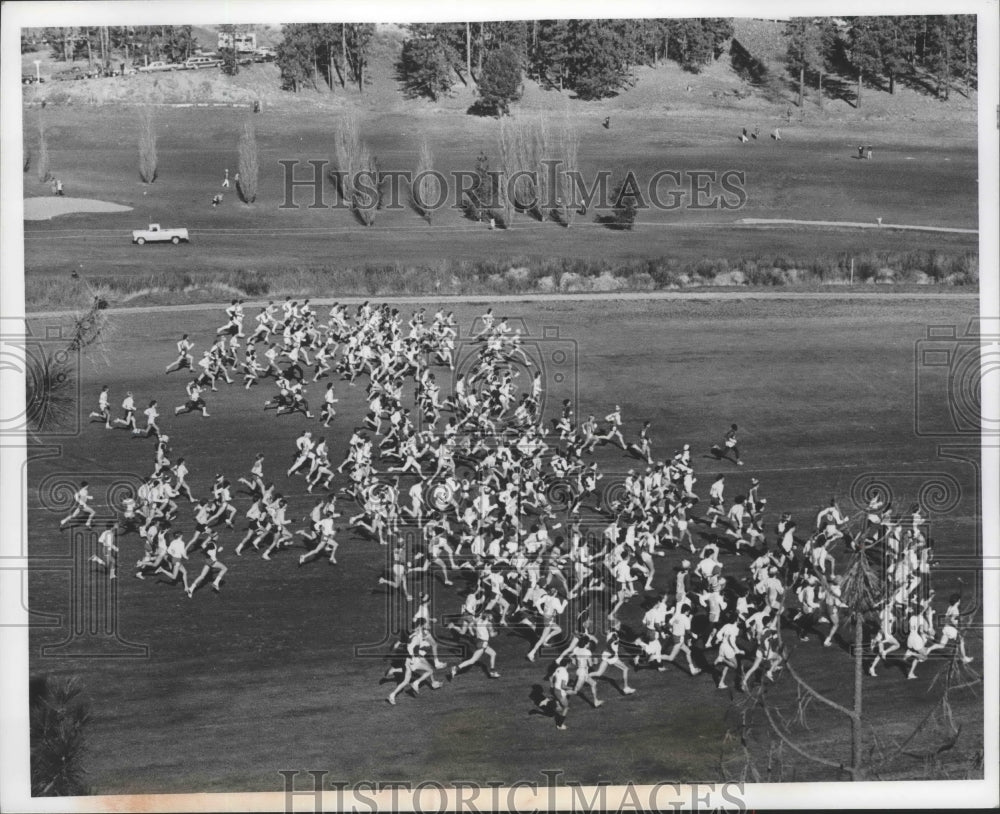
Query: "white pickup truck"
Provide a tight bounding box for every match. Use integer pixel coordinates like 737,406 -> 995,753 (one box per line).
132,224 -> 189,245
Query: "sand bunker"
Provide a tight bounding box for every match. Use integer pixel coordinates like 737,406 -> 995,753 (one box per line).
24,197 -> 133,221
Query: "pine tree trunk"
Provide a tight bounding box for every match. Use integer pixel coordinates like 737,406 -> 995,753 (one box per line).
799,64 -> 804,107
889,69 -> 894,94
857,68 -> 862,108
943,36 -> 951,100
818,67 -> 823,108
477,23 -> 483,75
466,22 -> 473,83
965,37 -> 970,96
341,25 -> 348,89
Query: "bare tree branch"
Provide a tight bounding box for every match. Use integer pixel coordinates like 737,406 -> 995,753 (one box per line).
784,659 -> 856,719
761,704 -> 846,771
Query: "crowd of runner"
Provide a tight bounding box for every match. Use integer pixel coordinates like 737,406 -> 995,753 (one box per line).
72,298 -> 975,727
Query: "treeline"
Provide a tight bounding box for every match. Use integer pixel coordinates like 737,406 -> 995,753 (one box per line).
393,16 -> 978,107
401,19 -> 734,101
24,26 -> 199,68
827,16 -> 978,105
23,17 -> 979,109
276,24 -> 377,92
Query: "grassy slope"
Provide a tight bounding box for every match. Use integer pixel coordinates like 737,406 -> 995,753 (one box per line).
23,20 -> 978,123
26,297 -> 984,791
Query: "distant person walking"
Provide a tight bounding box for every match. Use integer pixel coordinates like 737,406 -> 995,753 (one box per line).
55,179 -> 64,196
222,168 -> 230,189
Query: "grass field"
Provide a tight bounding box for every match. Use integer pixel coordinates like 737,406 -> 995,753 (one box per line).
21,104 -> 977,294
26,294 -> 984,792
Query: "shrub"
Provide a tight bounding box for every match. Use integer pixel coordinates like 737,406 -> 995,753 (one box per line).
30,675 -> 91,796
610,175 -> 640,230
220,46 -> 239,76
230,269 -> 270,297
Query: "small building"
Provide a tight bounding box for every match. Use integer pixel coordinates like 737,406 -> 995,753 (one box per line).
218,30 -> 256,53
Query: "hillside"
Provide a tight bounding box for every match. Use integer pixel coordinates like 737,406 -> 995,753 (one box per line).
22,20 -> 978,126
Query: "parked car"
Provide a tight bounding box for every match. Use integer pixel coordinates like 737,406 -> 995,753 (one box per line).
138,61 -> 175,73
253,47 -> 276,62
182,56 -> 222,70
131,224 -> 189,245
52,65 -> 98,81
22,73 -> 45,85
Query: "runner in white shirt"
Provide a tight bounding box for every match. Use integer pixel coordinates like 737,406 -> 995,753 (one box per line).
113,391 -> 137,430
320,383 -> 339,427
930,593 -> 974,664
133,400 -> 161,438
287,431 -> 315,477
706,474 -> 726,528
663,602 -> 702,676
88,385 -> 113,428
449,613 -> 501,679
540,659 -> 571,729
867,601 -> 901,677
710,615 -> 744,690
526,588 -> 567,662
171,457 -> 195,503
154,531 -> 191,592
558,628 -> 604,708
174,380 -> 210,417
186,534 -> 228,596
165,334 -> 195,374
88,522 -> 118,578
299,512 -> 340,566
60,481 -> 96,528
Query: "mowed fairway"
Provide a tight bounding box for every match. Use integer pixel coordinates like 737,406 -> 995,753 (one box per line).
26,294 -> 983,792
22,106 -> 977,278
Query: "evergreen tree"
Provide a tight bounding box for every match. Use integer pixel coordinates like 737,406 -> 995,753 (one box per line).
532,19 -> 573,90
477,45 -> 523,115
161,25 -> 197,64
785,18 -> 824,106
400,36 -> 455,100
566,20 -> 634,99
277,24 -> 318,92
345,23 -> 376,92
847,17 -> 882,108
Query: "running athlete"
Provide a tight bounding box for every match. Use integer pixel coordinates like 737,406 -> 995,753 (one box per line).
60,481 -> 96,528
88,385 -> 113,429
